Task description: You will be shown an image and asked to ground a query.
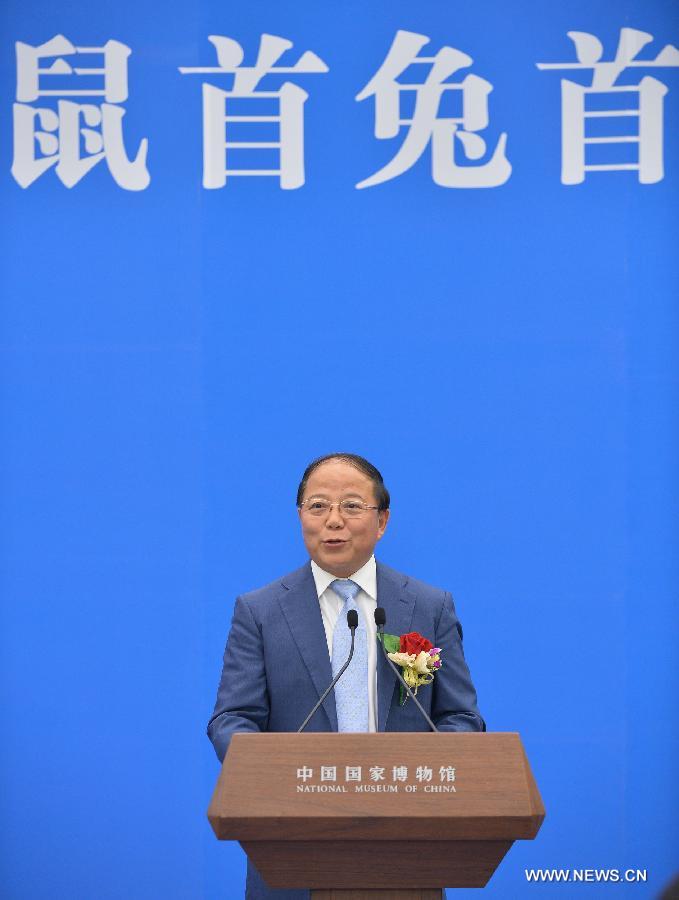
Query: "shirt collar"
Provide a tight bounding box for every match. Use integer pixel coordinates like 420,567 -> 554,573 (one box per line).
310,555 -> 377,601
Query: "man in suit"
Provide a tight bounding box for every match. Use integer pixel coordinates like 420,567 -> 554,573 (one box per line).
208,453 -> 484,900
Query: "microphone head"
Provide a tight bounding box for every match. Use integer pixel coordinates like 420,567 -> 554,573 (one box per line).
374,607 -> 386,627
347,609 -> 359,629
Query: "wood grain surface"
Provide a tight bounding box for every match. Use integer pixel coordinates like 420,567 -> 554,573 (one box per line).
242,839 -> 512,888
312,890 -> 443,899
208,732 -> 544,890
208,732 -> 545,841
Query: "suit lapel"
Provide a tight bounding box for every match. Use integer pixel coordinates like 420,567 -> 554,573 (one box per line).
376,562 -> 415,732
278,563 -> 337,731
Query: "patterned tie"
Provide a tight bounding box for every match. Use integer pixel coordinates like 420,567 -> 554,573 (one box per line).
330,579 -> 369,732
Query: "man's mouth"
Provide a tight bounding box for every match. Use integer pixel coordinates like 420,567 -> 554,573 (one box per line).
323,538 -> 346,545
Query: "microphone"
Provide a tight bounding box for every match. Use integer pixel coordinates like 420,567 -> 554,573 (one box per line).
374,607 -> 439,733
298,609 -> 359,732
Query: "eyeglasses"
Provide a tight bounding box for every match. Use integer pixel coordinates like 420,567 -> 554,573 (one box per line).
299,498 -> 380,518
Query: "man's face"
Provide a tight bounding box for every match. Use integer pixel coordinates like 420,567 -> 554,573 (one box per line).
298,459 -> 390,578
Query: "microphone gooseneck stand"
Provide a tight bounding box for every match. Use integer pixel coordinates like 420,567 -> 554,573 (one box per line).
374,607 -> 439,733
297,609 -> 359,733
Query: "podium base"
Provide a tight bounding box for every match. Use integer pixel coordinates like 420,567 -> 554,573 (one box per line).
312,892 -> 443,900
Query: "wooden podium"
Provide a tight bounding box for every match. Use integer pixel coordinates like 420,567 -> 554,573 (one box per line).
208,732 -> 544,899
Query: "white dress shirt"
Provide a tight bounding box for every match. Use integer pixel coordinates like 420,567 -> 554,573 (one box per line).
310,555 -> 378,732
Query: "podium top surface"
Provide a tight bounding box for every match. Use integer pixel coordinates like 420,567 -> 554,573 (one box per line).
208,732 -> 545,841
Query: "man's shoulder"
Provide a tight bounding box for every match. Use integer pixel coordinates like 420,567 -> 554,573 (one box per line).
238,562 -> 312,606
377,561 -> 450,602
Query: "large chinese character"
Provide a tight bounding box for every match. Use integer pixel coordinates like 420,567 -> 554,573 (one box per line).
12,35 -> 149,190
179,34 -> 328,189
355,30 -> 511,189
537,28 -> 679,184
415,766 -> 433,783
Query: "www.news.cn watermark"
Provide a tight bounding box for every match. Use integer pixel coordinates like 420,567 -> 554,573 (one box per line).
525,869 -> 648,884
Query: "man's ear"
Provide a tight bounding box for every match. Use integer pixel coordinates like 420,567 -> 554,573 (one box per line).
377,508 -> 390,539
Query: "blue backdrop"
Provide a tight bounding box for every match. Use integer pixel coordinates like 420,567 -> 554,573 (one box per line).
1,1 -> 677,898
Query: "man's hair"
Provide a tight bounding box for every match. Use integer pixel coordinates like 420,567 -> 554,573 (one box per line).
296,453 -> 390,510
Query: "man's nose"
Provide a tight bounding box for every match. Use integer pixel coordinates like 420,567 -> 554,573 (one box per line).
326,504 -> 345,528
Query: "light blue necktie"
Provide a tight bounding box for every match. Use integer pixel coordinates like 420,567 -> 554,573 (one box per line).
330,579 -> 369,732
